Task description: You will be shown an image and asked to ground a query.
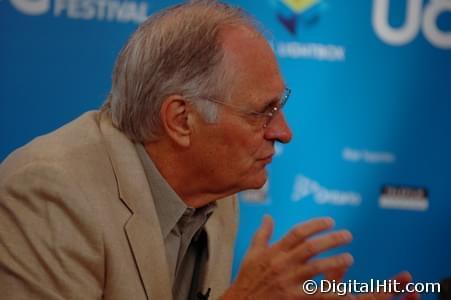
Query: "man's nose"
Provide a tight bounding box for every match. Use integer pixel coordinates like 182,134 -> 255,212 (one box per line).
264,112 -> 292,144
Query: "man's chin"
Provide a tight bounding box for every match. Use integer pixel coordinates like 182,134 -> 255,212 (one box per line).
245,169 -> 268,190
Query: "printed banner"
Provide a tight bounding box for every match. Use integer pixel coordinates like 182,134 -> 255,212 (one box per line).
1,1 -> 450,297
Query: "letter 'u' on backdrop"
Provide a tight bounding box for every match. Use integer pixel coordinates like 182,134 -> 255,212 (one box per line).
1,0 -> 450,297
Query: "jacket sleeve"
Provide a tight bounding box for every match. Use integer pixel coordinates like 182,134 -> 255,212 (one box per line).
0,162 -> 104,300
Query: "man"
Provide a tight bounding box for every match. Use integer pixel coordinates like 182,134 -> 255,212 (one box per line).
0,1 -> 413,299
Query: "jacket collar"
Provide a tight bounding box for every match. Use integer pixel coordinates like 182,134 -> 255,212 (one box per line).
99,112 -> 172,299
98,111 -> 238,299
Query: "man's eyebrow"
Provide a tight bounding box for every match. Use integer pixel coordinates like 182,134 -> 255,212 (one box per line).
256,97 -> 280,112
253,87 -> 287,111
265,90 -> 286,106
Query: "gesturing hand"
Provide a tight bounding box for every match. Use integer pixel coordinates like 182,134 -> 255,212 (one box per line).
222,215 -> 354,300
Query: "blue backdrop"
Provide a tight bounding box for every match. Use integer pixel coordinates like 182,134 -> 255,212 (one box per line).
1,0 -> 450,298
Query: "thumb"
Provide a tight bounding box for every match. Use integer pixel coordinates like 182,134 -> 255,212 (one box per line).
250,215 -> 274,251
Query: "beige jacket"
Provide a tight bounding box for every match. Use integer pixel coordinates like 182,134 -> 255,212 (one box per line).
0,111 -> 238,300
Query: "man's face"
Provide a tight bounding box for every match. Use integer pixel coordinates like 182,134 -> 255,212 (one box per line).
190,26 -> 292,196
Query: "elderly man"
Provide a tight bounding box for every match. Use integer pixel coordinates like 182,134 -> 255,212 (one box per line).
0,1 -> 413,300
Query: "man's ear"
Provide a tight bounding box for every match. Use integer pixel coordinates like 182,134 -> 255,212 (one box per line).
160,95 -> 193,147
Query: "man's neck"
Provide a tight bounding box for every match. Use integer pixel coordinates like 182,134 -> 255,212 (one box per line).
144,141 -> 234,208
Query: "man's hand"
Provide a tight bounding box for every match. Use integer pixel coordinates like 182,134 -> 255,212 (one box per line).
222,215 -> 354,300
355,272 -> 420,300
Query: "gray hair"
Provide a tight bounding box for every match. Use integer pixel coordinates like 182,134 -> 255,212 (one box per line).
103,0 -> 261,142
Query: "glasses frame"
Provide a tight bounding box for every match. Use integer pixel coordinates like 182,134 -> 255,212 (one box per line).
195,87 -> 291,128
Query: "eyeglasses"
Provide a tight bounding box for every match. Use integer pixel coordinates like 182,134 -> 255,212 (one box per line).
196,87 -> 291,128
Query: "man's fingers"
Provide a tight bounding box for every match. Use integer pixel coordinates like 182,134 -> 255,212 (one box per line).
289,230 -> 353,263
390,271 -> 418,300
250,215 -> 274,250
274,217 -> 335,251
383,271 -> 413,298
391,271 -> 412,287
324,266 -> 349,282
355,271 -> 415,300
292,253 -> 354,282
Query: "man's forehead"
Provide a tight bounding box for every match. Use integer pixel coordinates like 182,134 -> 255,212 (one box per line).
223,32 -> 282,89
222,28 -> 279,74
220,26 -> 271,57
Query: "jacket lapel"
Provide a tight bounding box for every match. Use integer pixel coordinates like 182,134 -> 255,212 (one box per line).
99,112 -> 172,300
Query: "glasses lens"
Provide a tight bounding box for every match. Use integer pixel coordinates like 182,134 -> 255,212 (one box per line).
281,88 -> 291,108
263,88 -> 290,128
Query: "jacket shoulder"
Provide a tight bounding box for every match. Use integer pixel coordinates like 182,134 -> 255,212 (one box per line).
0,111 -> 110,181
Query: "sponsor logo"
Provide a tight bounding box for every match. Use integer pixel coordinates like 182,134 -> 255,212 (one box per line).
274,0 -> 326,35
9,0 -> 148,23
379,184 -> 429,211
372,0 -> 451,49
342,147 -> 396,164
10,0 -> 50,15
274,41 -> 345,61
292,174 -> 362,206
270,0 -> 346,62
